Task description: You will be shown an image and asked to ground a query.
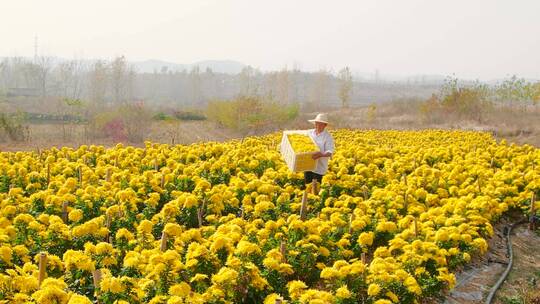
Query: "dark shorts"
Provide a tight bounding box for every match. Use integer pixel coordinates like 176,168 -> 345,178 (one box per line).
304,171 -> 323,185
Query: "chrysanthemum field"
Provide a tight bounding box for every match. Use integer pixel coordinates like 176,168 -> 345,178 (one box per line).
0,130 -> 538,304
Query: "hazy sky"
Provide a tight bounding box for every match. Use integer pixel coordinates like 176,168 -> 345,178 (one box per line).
2,0 -> 539,80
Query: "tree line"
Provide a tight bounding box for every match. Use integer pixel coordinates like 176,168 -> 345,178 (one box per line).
0,56 -> 442,110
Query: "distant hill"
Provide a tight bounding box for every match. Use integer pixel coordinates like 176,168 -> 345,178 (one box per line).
131,59 -> 246,74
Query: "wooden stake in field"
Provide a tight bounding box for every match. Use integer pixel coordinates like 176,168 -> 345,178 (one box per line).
38,252 -> 47,286
348,213 -> 356,234
363,187 -> 368,201
530,193 -> 536,231
92,269 -> 102,301
280,241 -> 287,262
403,193 -> 409,211
46,163 -> 50,185
361,252 -> 367,265
154,158 -> 159,171
106,168 -> 112,182
414,217 -> 419,237
311,179 -> 318,195
160,174 -> 165,189
197,207 -> 204,228
160,231 -> 168,251
62,202 -> 69,223
103,217 -> 110,243
477,176 -> 482,193
78,166 -> 83,185
300,191 -> 308,220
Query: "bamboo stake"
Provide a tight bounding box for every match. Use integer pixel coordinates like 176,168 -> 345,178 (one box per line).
197,208 -> 203,227
154,158 -> 158,171
160,174 -> 165,189
403,193 -> 408,211
62,202 -> 69,223
311,179 -> 317,195
105,214 -> 112,243
414,217 -> 418,237
160,231 -> 168,251
530,193 -> 536,231
478,176 -> 482,193
106,168 -> 112,182
300,191 -> 308,220
92,269 -> 102,299
280,241 -> 287,262
38,252 -> 47,286
363,187 -> 368,200
78,166 -> 82,185
46,163 -> 50,185
361,252 -> 367,264
348,213 -> 356,234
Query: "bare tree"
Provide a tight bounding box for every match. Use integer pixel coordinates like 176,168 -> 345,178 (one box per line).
57,59 -> 84,100
310,69 -> 330,108
89,60 -> 108,106
338,67 -> 353,108
35,56 -> 53,98
189,66 -> 201,106
110,56 -> 129,105
276,68 -> 290,104
239,66 -> 259,96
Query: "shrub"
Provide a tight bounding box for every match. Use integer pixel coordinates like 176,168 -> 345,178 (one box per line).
207,96 -> 299,133
153,112 -> 171,121
89,103 -> 152,143
0,112 -> 28,142
174,110 -> 206,121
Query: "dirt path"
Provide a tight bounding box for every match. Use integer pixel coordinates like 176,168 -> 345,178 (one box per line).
445,217 -> 540,304
493,225 -> 540,304
445,219 -> 509,304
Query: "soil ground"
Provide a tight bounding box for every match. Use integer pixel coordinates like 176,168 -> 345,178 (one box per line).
445,213 -> 540,304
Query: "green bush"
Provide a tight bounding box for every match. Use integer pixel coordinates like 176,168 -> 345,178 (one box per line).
153,112 -> 171,121
174,111 -> 206,121
0,112 -> 27,142
89,104 -> 152,143
206,96 -> 299,132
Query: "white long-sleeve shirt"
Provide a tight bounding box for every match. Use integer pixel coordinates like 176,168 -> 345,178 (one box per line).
307,129 -> 335,175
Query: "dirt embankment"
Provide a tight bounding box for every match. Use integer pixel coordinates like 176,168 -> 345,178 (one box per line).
445,213 -> 540,304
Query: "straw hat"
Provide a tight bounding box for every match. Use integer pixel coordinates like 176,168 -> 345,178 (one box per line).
308,113 -> 329,124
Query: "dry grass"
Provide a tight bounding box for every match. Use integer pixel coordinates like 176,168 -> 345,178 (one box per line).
1,101 -> 539,151
0,120 -> 242,151
325,102 -> 540,147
